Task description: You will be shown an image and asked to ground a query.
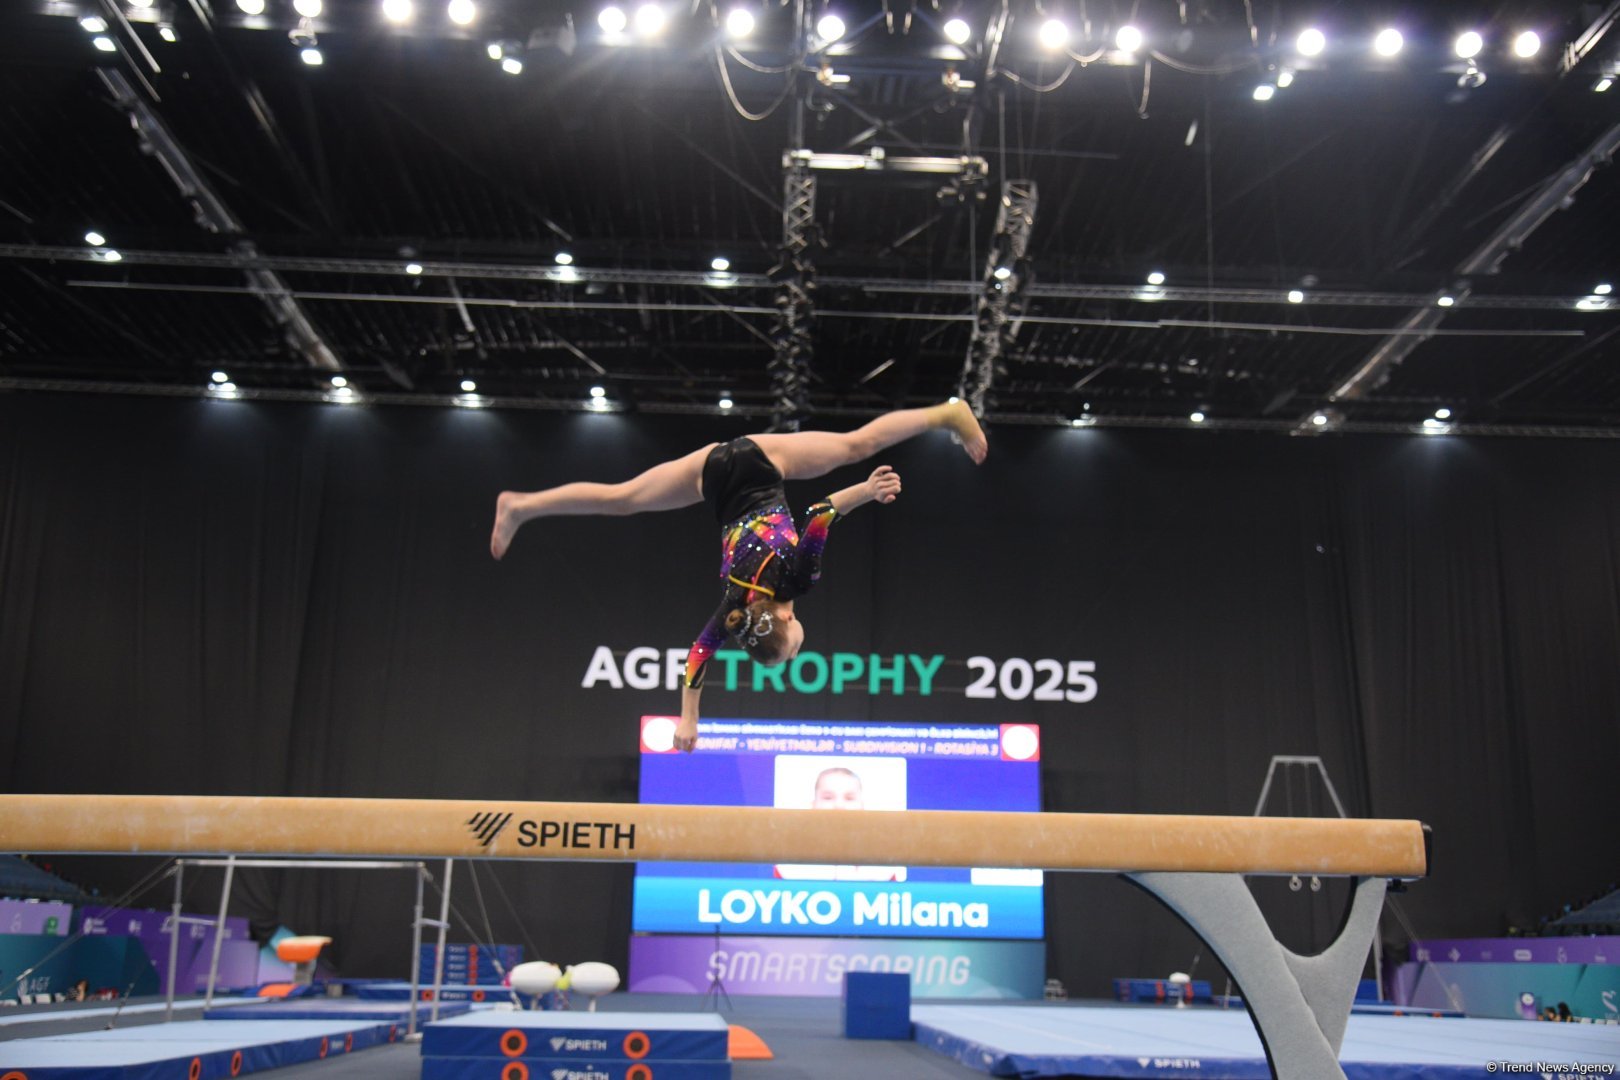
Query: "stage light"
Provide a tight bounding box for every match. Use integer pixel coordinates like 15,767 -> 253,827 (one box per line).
85,231 -> 106,246
460,379 -> 477,393
1595,283 -> 1613,295
719,395 -> 734,410
1454,31 -> 1482,59
1253,84 -> 1275,101
99,249 -> 123,262
294,0 -> 322,17
1596,77 -> 1613,93
93,36 -> 117,51
711,256 -> 731,272
1114,24 -> 1142,53
1576,296 -> 1605,310
635,3 -> 666,34
1421,417 -> 1448,433
300,47 -> 323,65
1296,27 -> 1324,56
590,385 -> 607,398
80,14 -> 108,31
598,5 -> 627,32
486,42 -> 502,58
1146,271 -> 1165,285
212,371 -> 230,383
555,252 -> 574,266
405,262 -> 424,275
501,56 -> 522,73
1276,69 -> 1294,88
1437,295 -> 1454,307
236,0 -> 264,13
158,23 -> 178,41
447,0 -> 476,27
1311,412 -> 1328,427
1374,28 -> 1402,56
1190,411 -> 1206,424
1037,18 -> 1067,49
129,0 -> 154,8
725,7 -> 755,37
1287,289 -> 1305,303
816,13 -> 844,42
993,266 -> 1012,281
382,0 -> 414,24
1513,31 -> 1540,58
944,18 -> 971,45
331,375 -> 348,388
1434,407 -> 1451,420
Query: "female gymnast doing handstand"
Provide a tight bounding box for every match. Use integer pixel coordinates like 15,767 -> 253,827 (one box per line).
489,400 -> 987,752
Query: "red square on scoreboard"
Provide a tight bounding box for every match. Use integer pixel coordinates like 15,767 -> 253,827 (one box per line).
999,724 -> 1040,762
640,715 -> 682,754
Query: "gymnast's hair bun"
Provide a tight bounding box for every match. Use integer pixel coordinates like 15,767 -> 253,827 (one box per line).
725,608 -> 749,635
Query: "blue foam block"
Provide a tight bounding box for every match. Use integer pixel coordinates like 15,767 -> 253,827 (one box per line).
843,971 -> 911,1040
422,1058 -> 731,1080
205,999 -> 468,1022
421,1010 -> 730,1062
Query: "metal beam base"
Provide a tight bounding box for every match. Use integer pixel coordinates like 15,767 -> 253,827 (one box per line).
1125,872 -> 1387,1080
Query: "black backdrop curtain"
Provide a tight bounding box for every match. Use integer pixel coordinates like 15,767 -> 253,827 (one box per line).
2,391 -> 1617,994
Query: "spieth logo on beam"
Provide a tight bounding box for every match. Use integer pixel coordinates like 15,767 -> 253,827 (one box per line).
464,810 -> 639,852
465,811 -> 514,847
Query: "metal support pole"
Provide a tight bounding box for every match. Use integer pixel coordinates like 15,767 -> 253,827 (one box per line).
959,180 -> 1038,417
203,855 -> 236,1009
164,863 -> 183,1022
430,859 -> 453,1023
409,866 -> 426,1037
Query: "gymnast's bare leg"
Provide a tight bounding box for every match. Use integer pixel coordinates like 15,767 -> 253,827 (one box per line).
747,399 -> 986,480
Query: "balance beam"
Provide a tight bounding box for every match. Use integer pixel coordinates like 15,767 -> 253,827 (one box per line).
0,794 -> 1427,878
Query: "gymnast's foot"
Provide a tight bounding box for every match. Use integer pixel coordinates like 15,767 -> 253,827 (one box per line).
490,492 -> 522,560
673,715 -> 699,754
940,399 -> 988,464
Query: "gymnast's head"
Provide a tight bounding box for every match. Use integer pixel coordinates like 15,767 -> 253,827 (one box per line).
726,599 -> 804,665
812,767 -> 864,810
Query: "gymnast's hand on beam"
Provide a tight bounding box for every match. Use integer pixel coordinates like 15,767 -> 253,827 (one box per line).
674,685 -> 700,753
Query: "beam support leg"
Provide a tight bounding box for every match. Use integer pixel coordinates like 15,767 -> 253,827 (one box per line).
1125,872 -> 1387,1080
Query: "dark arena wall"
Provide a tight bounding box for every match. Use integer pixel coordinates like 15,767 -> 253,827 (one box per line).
2,389 -> 1617,994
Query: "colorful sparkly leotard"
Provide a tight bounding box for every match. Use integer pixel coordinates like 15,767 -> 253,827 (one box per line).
683,500 -> 839,688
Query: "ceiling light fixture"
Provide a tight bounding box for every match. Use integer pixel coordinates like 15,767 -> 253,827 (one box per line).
1513,31 -> 1540,58
590,385 -> 607,398
1037,18 -> 1067,49
1287,289 -> 1305,303
80,14 -> 109,31
1276,69 -> 1294,88
555,252 -> 574,266
711,256 -> 731,272
816,13 -> 845,42
1190,411 -> 1207,424
1296,27 -> 1325,56
158,23 -> 178,41
294,0 -> 323,17
1437,295 -> 1455,307
382,0 -> 414,24
1454,31 -> 1483,59
235,0 -> 265,15
1374,28 -> 1403,57
1114,24 -> 1142,53
93,36 -> 118,51
1146,271 -> 1165,285
85,230 -> 107,246
1595,77 -> 1614,93
718,395 -> 735,410
943,17 -> 970,45
725,7 -> 755,37
405,262 -> 424,275
598,5 -> 627,32
635,3 -> 666,34
1253,84 -> 1275,101
1595,283 -> 1613,296
447,0 -> 476,27
500,56 -> 522,74
300,47 -> 323,64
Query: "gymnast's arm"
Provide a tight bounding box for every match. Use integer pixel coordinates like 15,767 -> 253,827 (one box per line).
786,465 -> 901,591
675,606 -> 728,752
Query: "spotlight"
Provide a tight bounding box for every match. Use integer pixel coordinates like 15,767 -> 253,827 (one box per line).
1454,31 -> 1482,59
1253,84 -> 1275,101
331,375 -> 348,388
598,5 -> 627,32
816,13 -> 844,42
1311,412 -> 1328,427
212,371 -> 230,383
1513,31 -> 1540,58
1596,77 -> 1614,93
1595,283 -> 1613,295
79,14 -> 108,31
501,56 -> 523,74
718,395 -> 734,410
711,256 -> 731,272
1276,69 -> 1294,88
300,47 -> 323,65
635,3 -> 666,34
100,249 -> 123,262
214,382 -> 239,395
487,42 -> 503,58
993,266 -> 1012,281
382,0 -> 414,24
1374,28 -> 1402,57
555,251 -> 574,265
943,17 -> 970,45
461,379 -> 477,392
294,0 -> 322,17
1434,407 -> 1452,420
1037,18 -> 1067,49
235,0 -> 264,13
725,7 -> 755,37
1296,27 -> 1325,56
93,36 -> 118,51
447,0 -> 476,27
158,23 -> 178,41
590,385 -> 607,398
1114,24 -> 1142,53
85,230 -> 107,246
1190,411 -> 1206,424
1421,417 -> 1448,433
1287,289 -> 1305,303
405,262 -> 424,275
1576,296 -> 1605,311
1437,295 -> 1454,307
1146,271 -> 1165,285
129,0 -> 154,7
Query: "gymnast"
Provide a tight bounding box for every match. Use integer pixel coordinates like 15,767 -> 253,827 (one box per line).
489,400 -> 987,751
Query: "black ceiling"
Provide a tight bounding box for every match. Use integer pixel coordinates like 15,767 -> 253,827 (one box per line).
1,0 -> 1616,434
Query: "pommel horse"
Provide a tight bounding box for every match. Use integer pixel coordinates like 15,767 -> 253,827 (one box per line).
0,795 -> 1429,1080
